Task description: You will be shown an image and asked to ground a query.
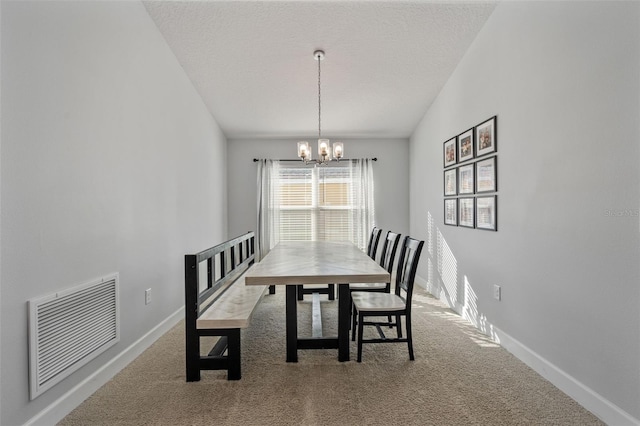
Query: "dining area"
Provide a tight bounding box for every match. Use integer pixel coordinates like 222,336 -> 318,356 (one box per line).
59,237 -> 602,425
184,226 -> 425,382
59,225 -> 603,426
244,229 -> 424,364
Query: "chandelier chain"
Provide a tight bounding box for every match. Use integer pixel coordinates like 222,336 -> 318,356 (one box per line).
298,49 -> 344,165
318,54 -> 321,139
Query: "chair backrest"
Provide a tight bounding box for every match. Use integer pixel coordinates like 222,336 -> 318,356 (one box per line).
379,231 -> 401,272
366,227 -> 383,261
378,231 -> 401,292
394,236 -> 425,310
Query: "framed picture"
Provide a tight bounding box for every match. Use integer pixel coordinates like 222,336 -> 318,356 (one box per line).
458,163 -> 475,195
444,198 -> 458,226
476,195 -> 497,231
476,116 -> 497,157
444,168 -> 457,196
458,197 -> 475,228
443,138 -> 457,168
457,128 -> 474,163
476,156 -> 497,193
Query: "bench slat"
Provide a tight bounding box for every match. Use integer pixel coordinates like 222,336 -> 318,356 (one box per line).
197,276 -> 267,329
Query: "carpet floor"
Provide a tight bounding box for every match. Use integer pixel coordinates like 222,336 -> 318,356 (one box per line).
59,287 -> 603,425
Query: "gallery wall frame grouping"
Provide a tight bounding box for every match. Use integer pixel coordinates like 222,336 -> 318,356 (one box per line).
443,196 -> 498,231
442,116 -> 496,168
442,115 -> 498,231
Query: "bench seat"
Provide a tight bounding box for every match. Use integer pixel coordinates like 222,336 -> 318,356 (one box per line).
197,277 -> 267,329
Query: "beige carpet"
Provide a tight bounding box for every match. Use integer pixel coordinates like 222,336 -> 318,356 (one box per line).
59,288 -> 603,426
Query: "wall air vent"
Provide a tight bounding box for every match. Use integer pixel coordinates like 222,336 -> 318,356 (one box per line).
28,273 -> 120,400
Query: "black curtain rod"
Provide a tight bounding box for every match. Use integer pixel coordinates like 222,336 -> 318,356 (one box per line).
252,158 -> 377,162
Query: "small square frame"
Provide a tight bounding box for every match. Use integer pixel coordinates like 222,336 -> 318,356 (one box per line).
458,197 -> 475,228
457,128 -> 474,163
443,138 -> 457,168
444,168 -> 457,196
475,116 -> 497,157
476,195 -> 497,231
458,163 -> 475,195
475,156 -> 497,193
444,198 -> 458,226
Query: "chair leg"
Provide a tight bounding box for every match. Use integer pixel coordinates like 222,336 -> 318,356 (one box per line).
396,313 -> 403,338
406,313 -> 414,361
357,312 -> 364,362
351,303 -> 357,341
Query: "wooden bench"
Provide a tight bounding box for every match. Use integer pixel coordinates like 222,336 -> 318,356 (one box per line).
184,232 -> 267,381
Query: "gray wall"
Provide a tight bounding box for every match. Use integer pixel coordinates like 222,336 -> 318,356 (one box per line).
227,138 -> 410,241
1,2 -> 228,424
409,1 -> 639,422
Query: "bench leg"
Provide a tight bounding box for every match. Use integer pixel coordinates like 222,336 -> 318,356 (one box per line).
186,321 -> 201,382
227,329 -> 242,380
269,285 -> 276,295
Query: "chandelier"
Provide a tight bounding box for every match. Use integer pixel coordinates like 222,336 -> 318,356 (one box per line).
297,50 -> 344,165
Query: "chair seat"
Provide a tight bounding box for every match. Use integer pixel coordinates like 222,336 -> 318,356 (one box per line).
351,291 -> 406,312
349,283 -> 387,290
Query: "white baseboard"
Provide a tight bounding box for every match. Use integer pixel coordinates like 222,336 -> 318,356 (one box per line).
24,307 -> 184,426
494,327 -> 639,426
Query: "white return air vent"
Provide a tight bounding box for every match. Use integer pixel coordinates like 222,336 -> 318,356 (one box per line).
28,273 -> 120,400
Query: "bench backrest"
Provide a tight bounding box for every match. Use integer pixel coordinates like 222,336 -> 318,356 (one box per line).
185,232 -> 255,322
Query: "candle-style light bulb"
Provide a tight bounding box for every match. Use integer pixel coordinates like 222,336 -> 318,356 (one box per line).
333,142 -> 344,160
298,141 -> 311,162
318,138 -> 331,162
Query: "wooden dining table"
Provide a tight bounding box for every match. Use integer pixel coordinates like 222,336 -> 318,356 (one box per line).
244,241 -> 390,362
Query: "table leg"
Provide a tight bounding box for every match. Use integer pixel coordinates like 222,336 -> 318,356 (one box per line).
338,283 -> 350,362
286,285 -> 298,362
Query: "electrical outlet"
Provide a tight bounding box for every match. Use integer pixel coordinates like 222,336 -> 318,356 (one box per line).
145,288 -> 151,305
493,285 -> 501,301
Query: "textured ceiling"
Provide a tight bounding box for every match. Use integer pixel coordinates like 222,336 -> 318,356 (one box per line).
143,1 -> 497,140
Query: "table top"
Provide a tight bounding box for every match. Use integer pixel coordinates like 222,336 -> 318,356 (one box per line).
245,241 -> 390,285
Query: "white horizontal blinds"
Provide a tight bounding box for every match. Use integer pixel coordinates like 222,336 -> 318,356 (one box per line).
317,165 -> 353,243
278,163 -> 369,247
279,167 -> 313,241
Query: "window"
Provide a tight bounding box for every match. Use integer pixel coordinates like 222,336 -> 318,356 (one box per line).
278,162 -> 373,249
256,158 -> 375,257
